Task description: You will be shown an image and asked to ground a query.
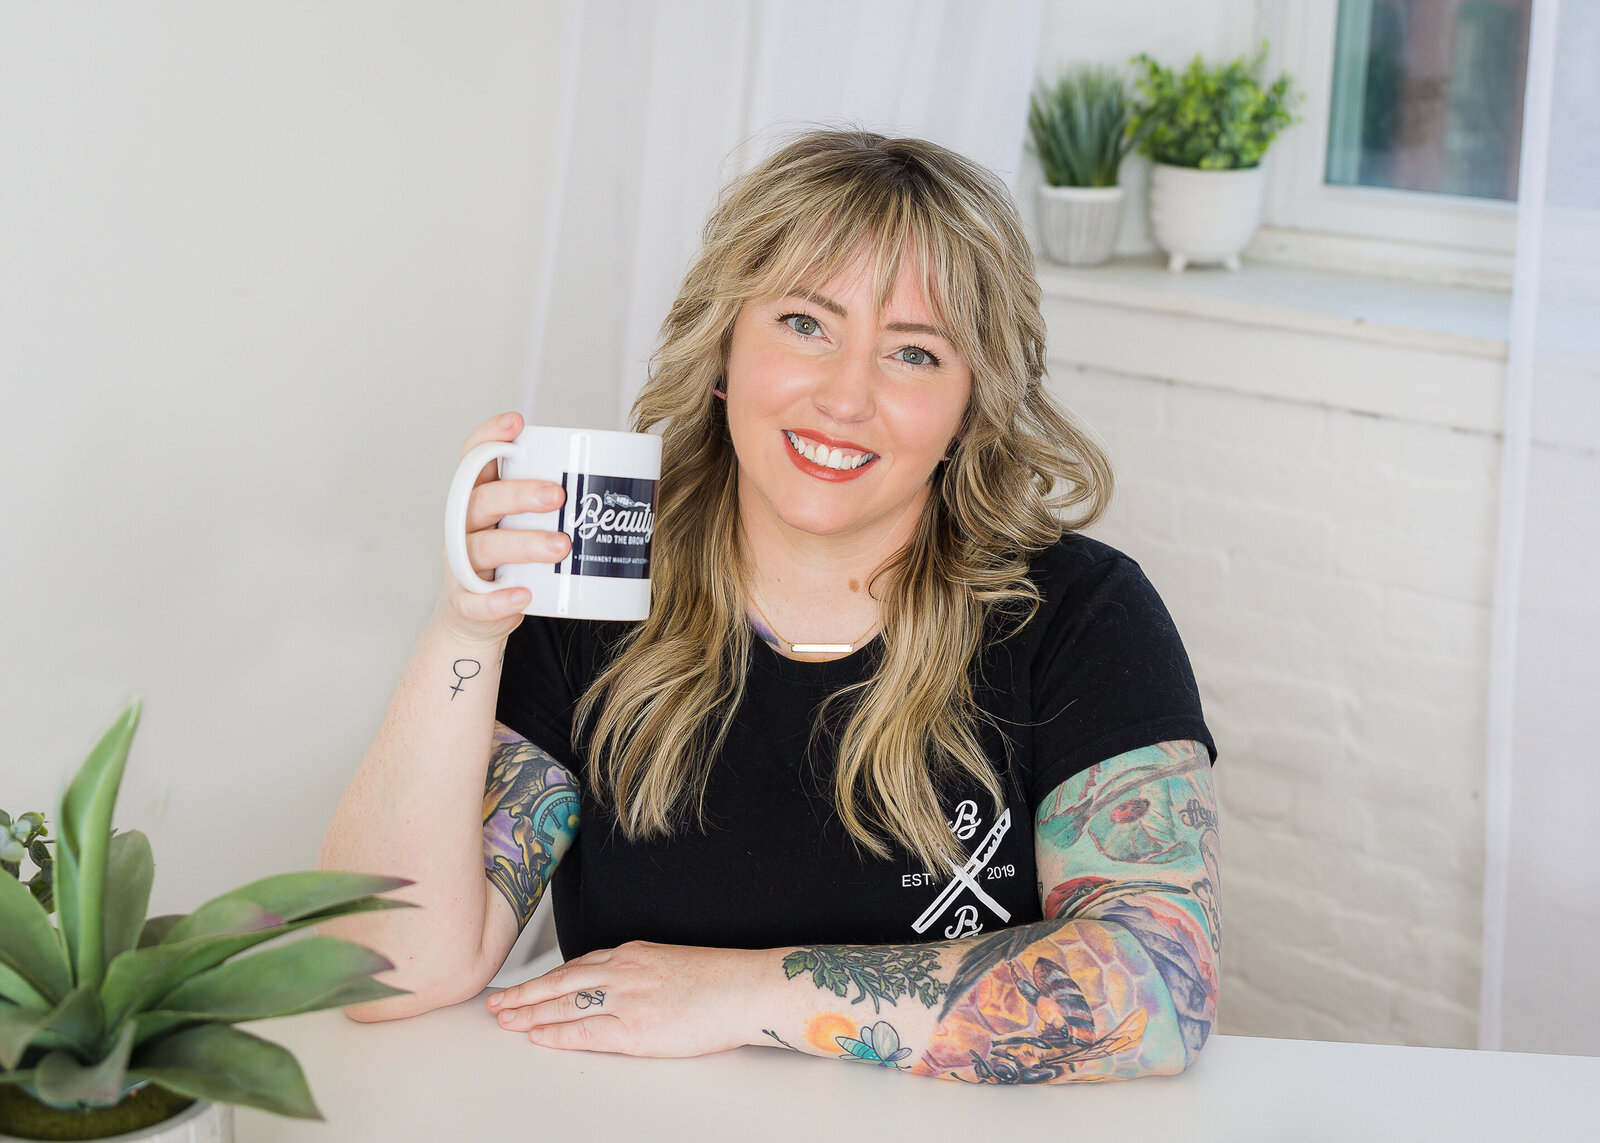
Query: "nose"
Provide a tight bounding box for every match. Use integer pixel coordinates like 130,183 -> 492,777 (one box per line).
811,346 -> 876,424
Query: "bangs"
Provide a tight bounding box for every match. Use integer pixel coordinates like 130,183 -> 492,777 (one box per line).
740,188 -> 958,351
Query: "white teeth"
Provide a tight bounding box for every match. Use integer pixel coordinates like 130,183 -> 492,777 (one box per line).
785,430 -> 873,471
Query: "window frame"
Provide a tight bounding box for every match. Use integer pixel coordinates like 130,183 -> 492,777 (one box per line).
1258,0 -> 1518,274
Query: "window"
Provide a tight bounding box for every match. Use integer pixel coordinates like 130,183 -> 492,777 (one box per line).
1326,0 -> 1531,200
1259,0 -> 1528,283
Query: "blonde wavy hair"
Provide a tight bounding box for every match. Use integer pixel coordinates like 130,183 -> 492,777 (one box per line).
573,126 -> 1114,873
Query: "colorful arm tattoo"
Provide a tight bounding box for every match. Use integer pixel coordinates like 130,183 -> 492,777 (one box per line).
481,721 -> 581,929
770,740 -> 1220,1084
918,739 -> 1219,1083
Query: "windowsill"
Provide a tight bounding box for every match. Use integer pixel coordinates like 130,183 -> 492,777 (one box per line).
1036,254 -> 1511,435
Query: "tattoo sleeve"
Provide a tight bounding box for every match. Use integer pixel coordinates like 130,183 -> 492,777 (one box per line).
767,740 -> 1220,1084
481,722 -> 581,929
919,740 -> 1220,1083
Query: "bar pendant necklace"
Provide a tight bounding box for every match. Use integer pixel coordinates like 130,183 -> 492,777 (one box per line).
748,596 -> 878,655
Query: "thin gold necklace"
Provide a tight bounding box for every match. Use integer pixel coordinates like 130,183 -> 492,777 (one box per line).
747,594 -> 879,657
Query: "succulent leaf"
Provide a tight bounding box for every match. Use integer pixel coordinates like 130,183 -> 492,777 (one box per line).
0,964 -> 51,1011
100,903 -> 286,1028
131,977 -> 405,1050
137,914 -> 185,948
0,866 -> 71,1005
130,1024 -> 321,1120
183,871 -> 414,929
155,936 -> 394,1023
56,699 -> 142,987
0,1002 -> 50,1072
36,984 -> 107,1062
31,1023 -> 136,1109
102,831 -> 155,970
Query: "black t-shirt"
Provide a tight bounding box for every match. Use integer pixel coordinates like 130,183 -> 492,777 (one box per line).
495,532 -> 1216,959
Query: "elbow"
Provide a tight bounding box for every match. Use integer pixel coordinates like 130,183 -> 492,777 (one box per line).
339,974 -> 486,1024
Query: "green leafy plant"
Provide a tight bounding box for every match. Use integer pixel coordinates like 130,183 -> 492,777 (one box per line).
0,698 -> 413,1136
1128,43 -> 1301,170
782,945 -> 947,1013
1,810 -> 54,914
1027,65 -> 1141,188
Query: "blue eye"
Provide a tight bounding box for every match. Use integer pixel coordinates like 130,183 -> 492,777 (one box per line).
777,311 -> 942,370
779,313 -> 821,337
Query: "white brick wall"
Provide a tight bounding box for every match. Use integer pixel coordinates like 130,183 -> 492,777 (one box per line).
1055,363 -> 1499,1048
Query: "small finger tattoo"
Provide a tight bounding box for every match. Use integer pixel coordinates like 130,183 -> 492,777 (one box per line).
574,989 -> 606,1010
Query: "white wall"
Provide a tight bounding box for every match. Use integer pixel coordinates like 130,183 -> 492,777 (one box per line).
0,2 -> 569,915
1062,366 -> 1497,1048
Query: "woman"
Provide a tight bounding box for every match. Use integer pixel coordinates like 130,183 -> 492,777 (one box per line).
319,128 -> 1220,1085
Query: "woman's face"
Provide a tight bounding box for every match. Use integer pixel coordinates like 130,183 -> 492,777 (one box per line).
723,248 -> 971,544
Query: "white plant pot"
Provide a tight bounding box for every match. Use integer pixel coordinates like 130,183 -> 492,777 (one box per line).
0,1099 -> 232,1143
1036,184 -> 1124,267
1146,162 -> 1266,272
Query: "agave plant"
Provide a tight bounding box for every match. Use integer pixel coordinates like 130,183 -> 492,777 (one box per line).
0,698 -> 412,1132
1027,65 -> 1141,188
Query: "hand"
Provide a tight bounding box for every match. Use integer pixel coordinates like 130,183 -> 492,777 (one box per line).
485,940 -> 763,1057
433,410 -> 571,646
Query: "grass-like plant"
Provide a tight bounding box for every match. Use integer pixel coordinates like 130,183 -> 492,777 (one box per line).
1027,65 -> 1140,188
0,698 -> 413,1136
1128,43 -> 1301,170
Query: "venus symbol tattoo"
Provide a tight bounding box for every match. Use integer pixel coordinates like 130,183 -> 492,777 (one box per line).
450,658 -> 481,699
574,990 -> 606,1010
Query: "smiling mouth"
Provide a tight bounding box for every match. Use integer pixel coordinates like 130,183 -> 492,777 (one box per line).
784,430 -> 877,471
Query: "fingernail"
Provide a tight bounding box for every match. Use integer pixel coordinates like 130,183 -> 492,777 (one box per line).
501,413 -> 517,428
499,1011 -> 513,1024
488,993 -> 503,1007
529,1028 -> 543,1043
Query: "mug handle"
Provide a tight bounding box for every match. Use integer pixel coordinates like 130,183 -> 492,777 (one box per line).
444,440 -> 522,595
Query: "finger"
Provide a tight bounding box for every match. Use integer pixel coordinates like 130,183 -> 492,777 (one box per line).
528,1014 -> 624,1052
464,477 -> 567,534
459,411 -> 526,485
487,959 -> 605,1010
466,525 -> 572,572
450,579 -> 532,623
493,987 -> 608,1033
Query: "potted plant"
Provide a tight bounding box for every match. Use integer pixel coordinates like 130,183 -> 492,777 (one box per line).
1027,65 -> 1141,266
1128,44 -> 1301,271
0,698 -> 412,1142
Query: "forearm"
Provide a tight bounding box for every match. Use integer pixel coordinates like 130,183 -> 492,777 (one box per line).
753,913 -> 1212,1083
317,604 -> 508,1010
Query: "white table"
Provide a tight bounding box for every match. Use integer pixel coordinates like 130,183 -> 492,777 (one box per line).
236,994 -> 1598,1142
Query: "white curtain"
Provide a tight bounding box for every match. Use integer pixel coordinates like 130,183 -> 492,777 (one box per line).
496,0 -> 1044,980
519,0 -> 1045,431
1480,0 -> 1600,1055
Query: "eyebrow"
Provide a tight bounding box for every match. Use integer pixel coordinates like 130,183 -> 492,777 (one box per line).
793,289 -> 954,345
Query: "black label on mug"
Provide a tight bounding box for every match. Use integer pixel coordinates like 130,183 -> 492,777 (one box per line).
554,472 -> 656,580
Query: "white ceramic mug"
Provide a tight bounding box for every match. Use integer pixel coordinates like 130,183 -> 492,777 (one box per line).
444,424 -> 662,620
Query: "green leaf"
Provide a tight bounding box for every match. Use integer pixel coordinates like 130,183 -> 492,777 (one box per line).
56,699 -> 142,987
0,1002 -> 49,1072
0,864 -> 71,1005
99,901 -> 283,1027
0,1068 -> 38,1087
31,1023 -> 136,1110
102,831 -> 154,968
0,963 -> 51,1012
156,936 -> 394,1022
137,914 -> 184,948
130,978 -> 406,1050
171,872 -> 413,937
130,1024 -> 321,1120
37,985 -> 105,1062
